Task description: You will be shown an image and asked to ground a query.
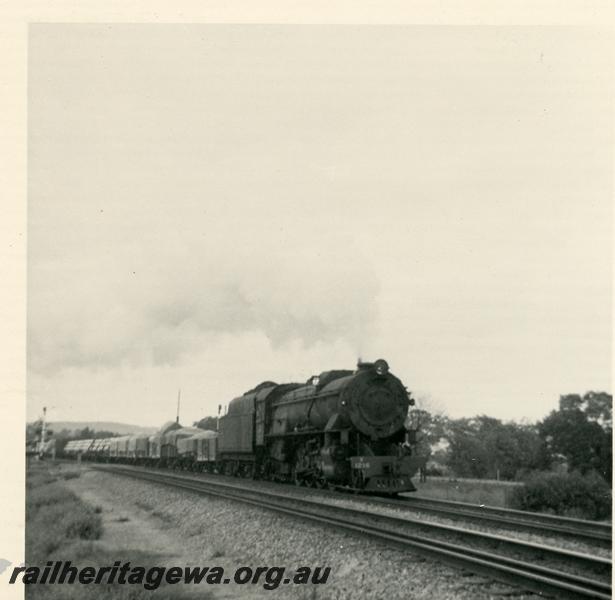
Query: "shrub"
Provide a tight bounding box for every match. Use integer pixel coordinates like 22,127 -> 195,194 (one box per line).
510,471 -> 612,520
57,504 -> 103,540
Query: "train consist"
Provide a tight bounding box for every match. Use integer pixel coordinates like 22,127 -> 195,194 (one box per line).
65,359 -> 426,493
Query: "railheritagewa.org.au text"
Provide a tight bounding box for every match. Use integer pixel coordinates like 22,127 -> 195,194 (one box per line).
10,561 -> 331,591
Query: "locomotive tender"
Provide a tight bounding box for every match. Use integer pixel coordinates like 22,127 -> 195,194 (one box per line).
66,359 -> 426,494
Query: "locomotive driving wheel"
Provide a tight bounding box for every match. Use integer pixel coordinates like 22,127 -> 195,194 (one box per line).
314,476 -> 330,489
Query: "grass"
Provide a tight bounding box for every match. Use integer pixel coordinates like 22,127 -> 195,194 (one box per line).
24,463 -> 208,599
26,473 -> 103,562
415,476 -> 521,507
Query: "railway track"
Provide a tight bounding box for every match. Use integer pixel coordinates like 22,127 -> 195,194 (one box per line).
365,494 -> 612,548
205,469 -> 611,548
93,464 -> 611,600
77,457 -> 612,549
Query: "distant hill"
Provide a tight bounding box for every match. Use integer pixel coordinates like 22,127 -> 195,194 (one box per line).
48,422 -> 158,436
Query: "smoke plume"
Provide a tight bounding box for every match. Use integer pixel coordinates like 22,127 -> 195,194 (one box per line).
28,234 -> 379,374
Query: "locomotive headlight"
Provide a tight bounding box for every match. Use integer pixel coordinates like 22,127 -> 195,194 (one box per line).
374,358 -> 389,376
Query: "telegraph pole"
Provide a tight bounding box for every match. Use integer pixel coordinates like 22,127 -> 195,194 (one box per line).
39,406 -> 47,459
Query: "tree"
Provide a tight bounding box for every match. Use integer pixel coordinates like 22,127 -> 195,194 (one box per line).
25,420 -> 55,454
409,409 -> 447,453
26,421 -> 42,445
445,416 -> 548,480
539,392 -> 612,483
584,391 -> 613,428
446,417 -> 489,478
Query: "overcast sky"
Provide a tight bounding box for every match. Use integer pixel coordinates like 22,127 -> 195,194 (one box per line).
28,25 -> 612,427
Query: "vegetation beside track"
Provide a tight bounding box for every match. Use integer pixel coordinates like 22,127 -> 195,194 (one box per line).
510,471 -> 612,520
25,462 -> 202,599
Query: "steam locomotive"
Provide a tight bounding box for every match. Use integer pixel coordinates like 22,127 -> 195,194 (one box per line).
66,359 -> 426,494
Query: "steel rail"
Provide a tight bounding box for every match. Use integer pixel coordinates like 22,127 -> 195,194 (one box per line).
99,466 -> 609,572
93,465 -> 611,600
364,494 -> 612,547
234,471 -> 611,546
71,457 -> 612,547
